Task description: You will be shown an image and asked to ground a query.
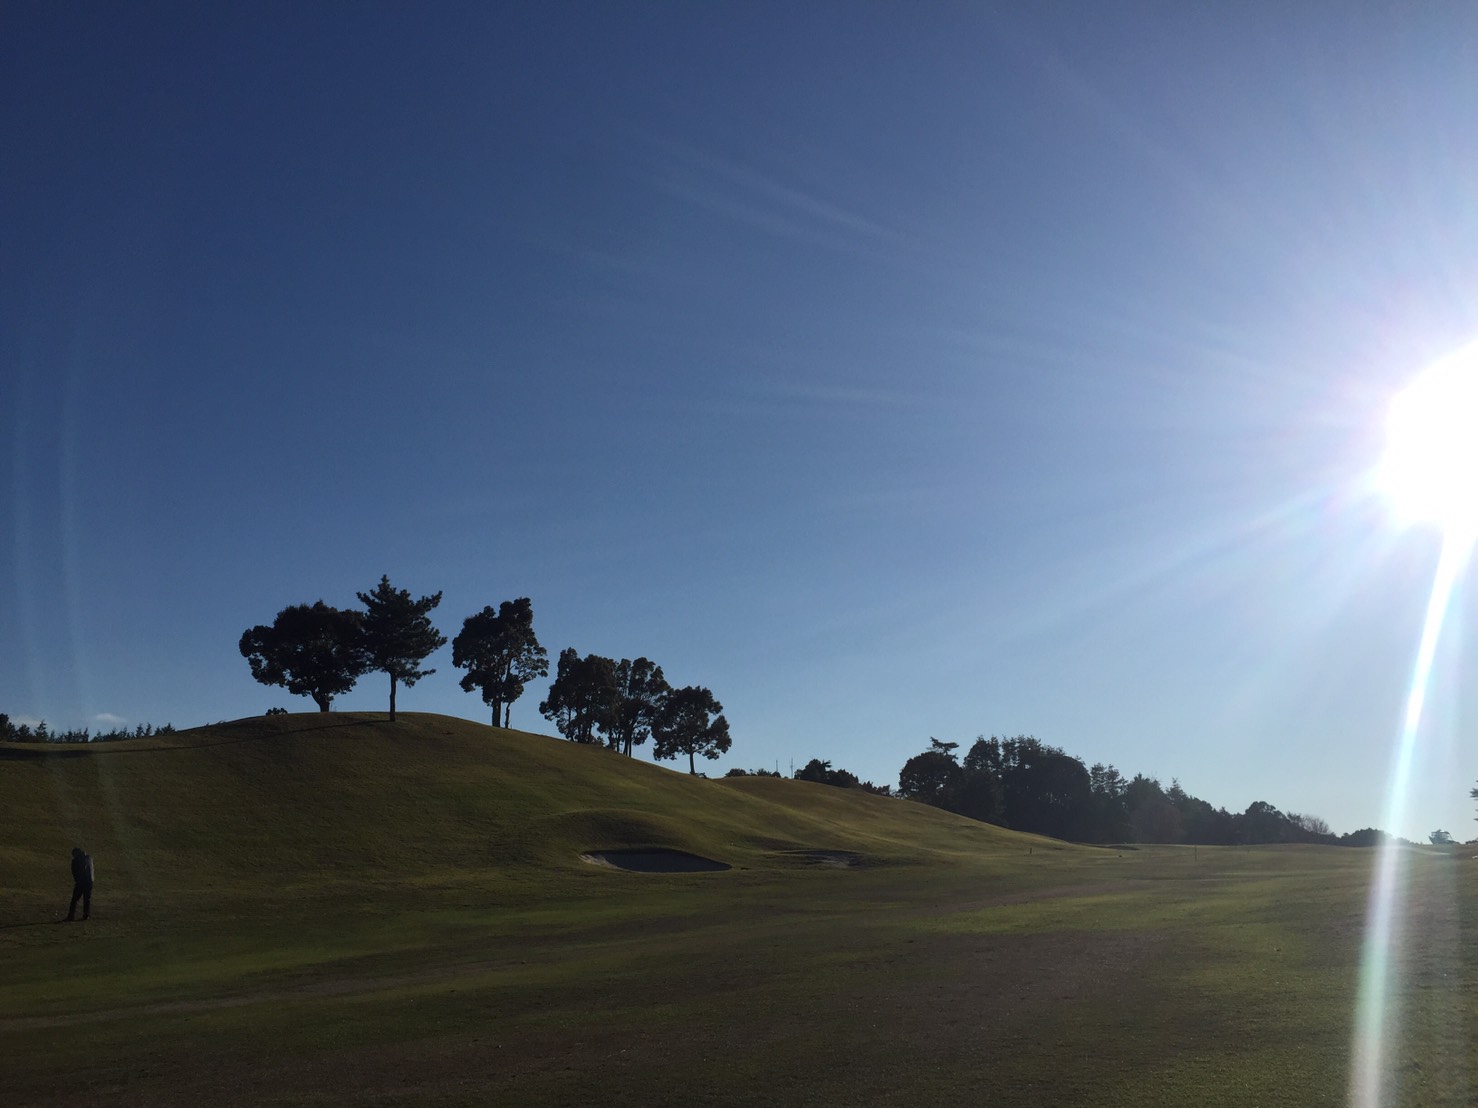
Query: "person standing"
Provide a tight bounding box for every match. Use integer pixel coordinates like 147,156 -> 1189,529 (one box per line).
65,847 -> 93,921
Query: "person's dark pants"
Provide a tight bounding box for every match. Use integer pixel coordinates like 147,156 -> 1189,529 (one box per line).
67,882 -> 92,920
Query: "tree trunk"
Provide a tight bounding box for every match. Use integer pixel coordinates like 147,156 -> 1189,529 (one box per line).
388,673 -> 397,722
689,749 -> 696,775
313,692 -> 331,712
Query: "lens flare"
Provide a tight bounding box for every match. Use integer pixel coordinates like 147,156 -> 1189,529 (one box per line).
1352,343 -> 1478,1105
1348,531 -> 1470,1106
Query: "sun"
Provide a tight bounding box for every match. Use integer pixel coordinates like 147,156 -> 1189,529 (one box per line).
1380,339 -> 1478,542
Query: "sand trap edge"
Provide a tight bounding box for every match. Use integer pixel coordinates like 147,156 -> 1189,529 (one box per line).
581,848 -> 731,873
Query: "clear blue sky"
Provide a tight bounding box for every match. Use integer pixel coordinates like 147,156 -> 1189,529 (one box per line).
6,3 -> 1478,840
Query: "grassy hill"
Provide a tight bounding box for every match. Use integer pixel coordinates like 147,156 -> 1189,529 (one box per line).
1,711 -> 1056,891
2,713 -> 1474,1106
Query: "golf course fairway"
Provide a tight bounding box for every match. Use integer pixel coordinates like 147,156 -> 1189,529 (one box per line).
3,713 -> 1474,1106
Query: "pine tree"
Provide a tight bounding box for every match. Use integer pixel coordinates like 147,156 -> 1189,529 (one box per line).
357,575 -> 447,721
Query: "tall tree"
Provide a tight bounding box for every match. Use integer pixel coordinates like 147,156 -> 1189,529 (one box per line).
1085,762 -> 1131,843
996,737 -> 1092,841
605,657 -> 671,756
451,598 -> 549,728
238,601 -> 368,712
652,685 -> 730,775
357,575 -> 446,722
1125,775 -> 1182,844
539,648 -> 618,743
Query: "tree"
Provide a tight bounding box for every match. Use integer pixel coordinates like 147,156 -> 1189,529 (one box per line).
956,737 -> 1007,824
238,601 -> 368,712
999,737 -> 1092,840
357,575 -> 446,722
1085,762 -> 1130,843
1291,812 -> 1333,840
539,648 -> 618,743
605,657 -> 671,755
795,758 -> 863,789
795,758 -> 834,783
652,685 -> 730,774
1125,775 -> 1182,844
1240,800 -> 1294,844
898,739 -> 961,806
451,598 -> 548,728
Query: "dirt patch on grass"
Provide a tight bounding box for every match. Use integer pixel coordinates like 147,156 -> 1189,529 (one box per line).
580,849 -> 730,873
773,849 -> 864,867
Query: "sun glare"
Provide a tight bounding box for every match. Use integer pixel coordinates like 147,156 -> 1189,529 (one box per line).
1380,340 -> 1478,541
1351,337 -> 1478,1106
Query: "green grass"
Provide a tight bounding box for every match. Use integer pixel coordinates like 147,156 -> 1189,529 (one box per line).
2,712 -> 1475,1105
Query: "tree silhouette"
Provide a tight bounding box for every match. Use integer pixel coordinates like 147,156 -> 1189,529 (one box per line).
238,601 -> 368,712
539,648 -> 618,743
357,575 -> 446,722
452,598 -> 548,728
652,685 -> 730,775
1125,775 -> 1182,844
606,657 -> 671,755
898,740 -> 960,804
794,758 -> 863,789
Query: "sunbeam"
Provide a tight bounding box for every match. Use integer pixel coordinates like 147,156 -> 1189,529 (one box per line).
1348,529 -> 1471,1106
1351,341 -> 1478,1105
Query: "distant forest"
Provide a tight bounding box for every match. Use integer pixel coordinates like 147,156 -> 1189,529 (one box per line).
732,735 -> 1397,848
0,715 -> 175,744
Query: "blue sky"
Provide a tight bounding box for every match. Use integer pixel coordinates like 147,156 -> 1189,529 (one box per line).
6,3 -> 1478,839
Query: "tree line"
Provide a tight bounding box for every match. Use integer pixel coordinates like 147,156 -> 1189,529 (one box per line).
748,735 -> 1392,848
0,715 -> 176,744
877,735 -> 1386,847
237,576 -> 730,773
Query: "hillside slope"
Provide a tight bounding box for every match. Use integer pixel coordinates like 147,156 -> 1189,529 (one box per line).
2,711 -> 1061,913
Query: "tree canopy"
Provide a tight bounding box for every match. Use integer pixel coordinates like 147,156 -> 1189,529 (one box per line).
897,739 -> 961,806
357,575 -> 446,721
607,657 -> 670,756
451,598 -> 548,728
238,601 -> 368,712
896,734 -> 1353,847
539,648 -> 618,743
652,685 -> 730,775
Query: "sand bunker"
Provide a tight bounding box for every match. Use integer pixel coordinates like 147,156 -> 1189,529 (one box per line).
581,848 -> 731,873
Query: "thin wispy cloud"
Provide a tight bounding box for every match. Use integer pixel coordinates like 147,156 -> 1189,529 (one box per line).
743,378 -> 936,411
646,138 -> 908,259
